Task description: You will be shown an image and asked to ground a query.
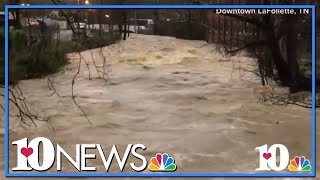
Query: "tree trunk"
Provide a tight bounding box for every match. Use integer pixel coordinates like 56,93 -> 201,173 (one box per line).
285,14 -> 302,92
154,9 -> 159,35
122,10 -> 127,40
98,1 -> 103,38
262,13 -> 292,87
11,0 -> 22,29
188,9 -> 192,39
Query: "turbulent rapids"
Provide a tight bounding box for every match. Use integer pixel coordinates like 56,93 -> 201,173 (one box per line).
0,34 -> 317,180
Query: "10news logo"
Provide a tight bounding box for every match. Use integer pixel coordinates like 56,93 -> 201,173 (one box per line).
12,137 -> 177,172
255,144 -> 312,172
11,137 -> 312,173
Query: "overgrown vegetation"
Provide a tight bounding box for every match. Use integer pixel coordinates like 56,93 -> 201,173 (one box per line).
64,31 -> 121,53
0,30 -> 68,85
190,0 -> 315,94
0,30 -> 121,85
0,2 -> 125,128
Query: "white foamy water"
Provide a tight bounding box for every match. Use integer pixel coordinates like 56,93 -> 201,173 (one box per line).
0,34 -> 318,180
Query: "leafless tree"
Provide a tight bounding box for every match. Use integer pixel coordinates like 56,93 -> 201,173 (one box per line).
194,0 -> 314,93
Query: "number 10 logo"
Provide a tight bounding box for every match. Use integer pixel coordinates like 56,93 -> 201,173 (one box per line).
255,144 -> 289,171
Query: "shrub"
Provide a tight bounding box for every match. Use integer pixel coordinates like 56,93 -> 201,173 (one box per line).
68,31 -> 121,52
0,30 -> 121,85
17,35 -> 68,79
0,30 -> 68,85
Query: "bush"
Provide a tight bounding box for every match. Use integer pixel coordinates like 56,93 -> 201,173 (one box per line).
63,31 -> 121,53
0,30 -> 68,85
0,30 -> 121,85
87,31 -> 122,48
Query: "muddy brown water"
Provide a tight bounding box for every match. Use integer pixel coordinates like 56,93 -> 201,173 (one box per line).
0,34 -> 319,180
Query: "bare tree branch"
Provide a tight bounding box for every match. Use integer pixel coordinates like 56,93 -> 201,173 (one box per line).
224,40 -> 268,54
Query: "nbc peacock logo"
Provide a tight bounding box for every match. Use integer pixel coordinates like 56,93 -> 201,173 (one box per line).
148,153 -> 177,172
288,156 -> 312,172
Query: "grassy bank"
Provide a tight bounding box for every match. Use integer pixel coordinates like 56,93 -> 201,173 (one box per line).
0,30 -> 68,85
0,30 -> 121,85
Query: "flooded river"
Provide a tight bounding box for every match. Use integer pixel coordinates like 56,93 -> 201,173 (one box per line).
0,34 -> 318,180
